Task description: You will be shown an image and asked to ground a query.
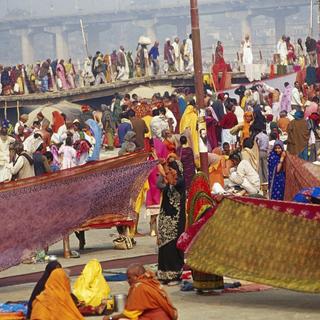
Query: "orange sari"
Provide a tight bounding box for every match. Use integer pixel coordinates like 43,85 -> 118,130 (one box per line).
31,269 -> 84,320
208,153 -> 225,189
124,272 -> 177,320
241,111 -> 253,145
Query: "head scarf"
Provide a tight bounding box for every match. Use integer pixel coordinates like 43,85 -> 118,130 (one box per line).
251,105 -> 266,132
27,261 -> 62,318
31,268 -> 84,320
85,119 -> 102,161
294,110 -> 304,120
268,140 -> 285,200
242,111 -> 253,143
52,111 -> 65,133
206,106 -> 219,122
167,158 -> 184,177
73,259 -> 110,308
2,119 -> 10,129
81,105 -> 91,113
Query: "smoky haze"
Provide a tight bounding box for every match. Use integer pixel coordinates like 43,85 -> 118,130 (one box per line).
0,0 -> 312,66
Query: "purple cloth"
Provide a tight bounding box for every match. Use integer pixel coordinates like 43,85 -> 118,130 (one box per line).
0,155 -> 156,271
180,147 -> 196,191
280,85 -> 292,113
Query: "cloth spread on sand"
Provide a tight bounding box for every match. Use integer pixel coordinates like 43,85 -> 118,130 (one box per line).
187,198 -> 320,293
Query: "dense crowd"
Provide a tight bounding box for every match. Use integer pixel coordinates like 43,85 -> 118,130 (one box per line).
0,35 -> 194,96
3,77 -> 318,319
0,64 -> 320,319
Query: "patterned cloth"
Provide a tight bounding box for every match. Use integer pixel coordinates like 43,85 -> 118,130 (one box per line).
284,153 -> 320,201
187,198 -> 320,293
0,153 -> 155,271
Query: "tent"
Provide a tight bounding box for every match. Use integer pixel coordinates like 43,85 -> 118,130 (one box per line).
26,100 -> 82,126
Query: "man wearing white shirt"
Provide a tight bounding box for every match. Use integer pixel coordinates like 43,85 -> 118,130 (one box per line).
14,114 -> 29,135
184,34 -> 194,72
228,153 -> 260,195
277,35 -> 288,65
172,37 -> 181,72
150,107 -> 169,139
291,81 -> 303,111
242,35 -> 253,65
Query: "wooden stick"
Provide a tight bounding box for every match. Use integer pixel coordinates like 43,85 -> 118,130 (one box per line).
4,101 -> 7,119
16,101 -> 20,119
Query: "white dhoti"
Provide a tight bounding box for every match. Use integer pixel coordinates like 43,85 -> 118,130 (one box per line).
229,172 -> 259,195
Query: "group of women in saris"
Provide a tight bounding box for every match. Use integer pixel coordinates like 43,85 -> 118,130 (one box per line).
27,259 -> 111,319
56,59 -> 76,90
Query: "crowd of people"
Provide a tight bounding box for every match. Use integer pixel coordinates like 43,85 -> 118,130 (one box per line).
0,73 -> 319,254
276,35 -> 320,68
0,35 -> 194,96
1,52 -> 320,317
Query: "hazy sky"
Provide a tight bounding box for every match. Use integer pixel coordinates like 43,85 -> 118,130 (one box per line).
1,0 -> 221,18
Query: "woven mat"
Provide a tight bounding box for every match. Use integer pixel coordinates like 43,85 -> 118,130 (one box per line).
187,198 -> 320,293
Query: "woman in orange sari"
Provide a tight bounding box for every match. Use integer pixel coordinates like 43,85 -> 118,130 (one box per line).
31,268 -> 84,320
208,152 -> 224,189
240,111 -> 253,145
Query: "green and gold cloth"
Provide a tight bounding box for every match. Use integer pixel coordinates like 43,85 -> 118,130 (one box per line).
187,198 -> 320,293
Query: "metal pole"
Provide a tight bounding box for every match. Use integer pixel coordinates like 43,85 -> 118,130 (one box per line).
190,0 -> 209,176
310,0 -> 314,37
80,19 -> 90,58
318,0 -> 320,38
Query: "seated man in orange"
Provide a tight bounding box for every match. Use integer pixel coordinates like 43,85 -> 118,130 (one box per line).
105,264 -> 177,320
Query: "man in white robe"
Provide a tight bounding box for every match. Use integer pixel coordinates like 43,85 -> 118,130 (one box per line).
277,35 -> 288,66
184,34 -> 194,72
172,37 -> 181,72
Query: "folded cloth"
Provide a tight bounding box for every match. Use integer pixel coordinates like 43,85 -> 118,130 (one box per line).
0,302 -> 27,315
104,274 -> 128,282
0,312 -> 25,320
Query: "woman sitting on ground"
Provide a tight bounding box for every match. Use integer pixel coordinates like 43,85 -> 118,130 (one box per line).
73,259 -> 111,315
27,261 -> 62,319
30,268 -> 84,320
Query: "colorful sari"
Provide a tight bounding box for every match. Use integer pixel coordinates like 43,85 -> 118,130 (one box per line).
86,119 -> 102,162
268,140 -> 285,200
157,160 -> 186,282
73,259 -> 110,308
31,269 -> 84,320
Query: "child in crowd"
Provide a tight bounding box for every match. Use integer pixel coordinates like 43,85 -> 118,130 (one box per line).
58,136 -> 76,169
